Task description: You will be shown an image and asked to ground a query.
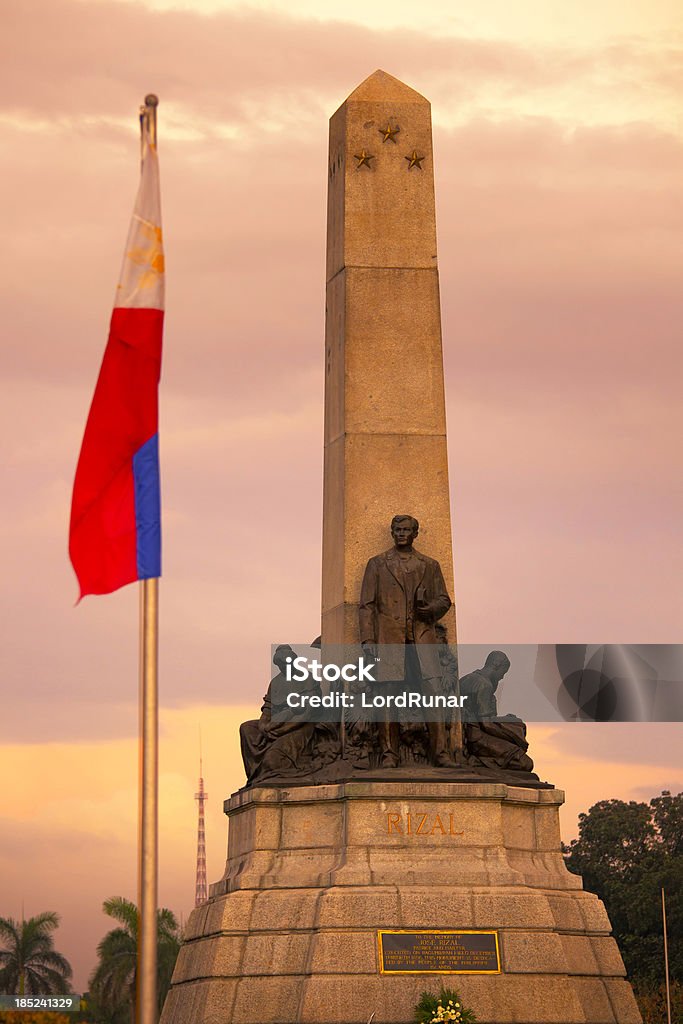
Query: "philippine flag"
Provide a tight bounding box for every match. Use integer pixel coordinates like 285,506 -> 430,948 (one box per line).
69,127 -> 164,598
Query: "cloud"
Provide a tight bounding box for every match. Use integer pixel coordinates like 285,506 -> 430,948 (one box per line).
0,0 -> 538,124
2,0 -> 681,133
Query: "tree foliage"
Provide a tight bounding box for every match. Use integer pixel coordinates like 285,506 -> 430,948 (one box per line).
88,897 -> 180,1024
564,790 -> 683,989
635,980 -> 683,1024
0,912 -> 72,997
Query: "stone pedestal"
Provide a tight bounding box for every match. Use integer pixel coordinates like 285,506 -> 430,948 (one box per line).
161,782 -> 641,1024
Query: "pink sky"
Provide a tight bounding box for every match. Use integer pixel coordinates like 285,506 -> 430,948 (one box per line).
2,0 -> 682,993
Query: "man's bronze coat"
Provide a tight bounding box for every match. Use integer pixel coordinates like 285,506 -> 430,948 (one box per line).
359,547 -> 451,682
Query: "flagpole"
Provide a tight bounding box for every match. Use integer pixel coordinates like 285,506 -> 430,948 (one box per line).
662,887 -> 672,1024
137,94 -> 160,1024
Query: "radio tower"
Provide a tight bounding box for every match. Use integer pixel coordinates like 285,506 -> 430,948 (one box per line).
194,736 -> 208,908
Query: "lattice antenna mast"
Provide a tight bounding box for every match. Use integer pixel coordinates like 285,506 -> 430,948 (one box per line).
194,729 -> 208,907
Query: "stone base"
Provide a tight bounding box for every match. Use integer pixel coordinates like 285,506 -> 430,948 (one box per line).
161,782 -> 641,1024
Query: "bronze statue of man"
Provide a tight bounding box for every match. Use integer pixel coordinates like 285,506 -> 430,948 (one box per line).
459,650 -> 510,721
460,651 -> 534,773
240,645 -> 324,783
359,515 -> 454,768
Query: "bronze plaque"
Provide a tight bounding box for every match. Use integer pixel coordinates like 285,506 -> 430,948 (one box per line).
378,930 -> 501,974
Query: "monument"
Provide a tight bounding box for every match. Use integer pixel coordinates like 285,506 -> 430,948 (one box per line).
160,72 -> 642,1024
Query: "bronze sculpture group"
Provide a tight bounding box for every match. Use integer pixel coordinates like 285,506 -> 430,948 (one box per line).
240,515 -> 535,786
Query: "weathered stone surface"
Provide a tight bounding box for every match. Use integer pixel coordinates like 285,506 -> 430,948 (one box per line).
176,938 -> 212,982
327,72 -> 438,275
178,980 -> 206,1024
322,433 -> 454,642
301,975 -> 457,1024
204,890 -> 255,936
572,977 -> 618,1023
203,936 -> 247,978
163,979 -> 220,1024
163,780 -> 640,1024
322,69 -> 456,645
346,781 -> 508,800
348,793 -> 503,847
559,933 -> 625,978
298,973 -> 590,1023
172,935 -> 245,982
159,984 -> 180,1024
501,930 -> 568,974
309,930 -> 377,973
170,944 -> 193,985
501,802 -> 536,850
507,848 -> 582,889
323,845 -> 373,886
241,932 -> 311,975
604,978 -> 644,1022
222,849 -> 276,891
316,887 -> 400,928
196,978 -> 238,1024
260,846 -> 340,888
230,976 -> 304,1024
225,803 -> 281,858
324,269 -> 446,440
280,799 -> 343,849
366,845 -> 520,888
547,893 -> 586,931
591,935 -> 627,976
214,782 -> 588,896
461,974 -> 587,1023
249,888 -> 320,931
182,901 -> 210,940
578,893 -> 613,933
397,887 -> 473,928
469,969 -> 553,1013
559,933 -> 601,975
472,891 -> 555,930
534,804 -> 564,850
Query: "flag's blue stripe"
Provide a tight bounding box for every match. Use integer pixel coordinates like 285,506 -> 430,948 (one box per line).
133,433 -> 161,579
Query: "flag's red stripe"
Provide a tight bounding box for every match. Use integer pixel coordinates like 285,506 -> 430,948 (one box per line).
69,307 -> 163,597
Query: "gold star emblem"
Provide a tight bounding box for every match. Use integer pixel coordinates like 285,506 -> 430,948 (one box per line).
405,150 -> 425,170
354,150 -> 374,169
379,123 -> 400,143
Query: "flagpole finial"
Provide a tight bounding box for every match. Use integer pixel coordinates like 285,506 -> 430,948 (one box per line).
140,95 -> 159,150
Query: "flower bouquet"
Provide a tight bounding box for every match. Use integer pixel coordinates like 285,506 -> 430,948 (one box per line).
414,987 -> 478,1023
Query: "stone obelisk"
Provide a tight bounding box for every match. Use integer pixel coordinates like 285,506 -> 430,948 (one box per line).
322,69 -> 456,644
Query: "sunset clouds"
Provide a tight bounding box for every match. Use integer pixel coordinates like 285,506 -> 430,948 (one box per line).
2,0 -> 682,992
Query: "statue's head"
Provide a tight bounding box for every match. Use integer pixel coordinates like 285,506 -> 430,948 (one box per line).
390,514 -> 419,548
273,644 -> 295,671
484,650 -> 511,682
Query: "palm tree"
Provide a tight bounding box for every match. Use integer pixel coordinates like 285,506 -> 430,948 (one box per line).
89,897 -> 180,1023
0,911 -> 73,995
